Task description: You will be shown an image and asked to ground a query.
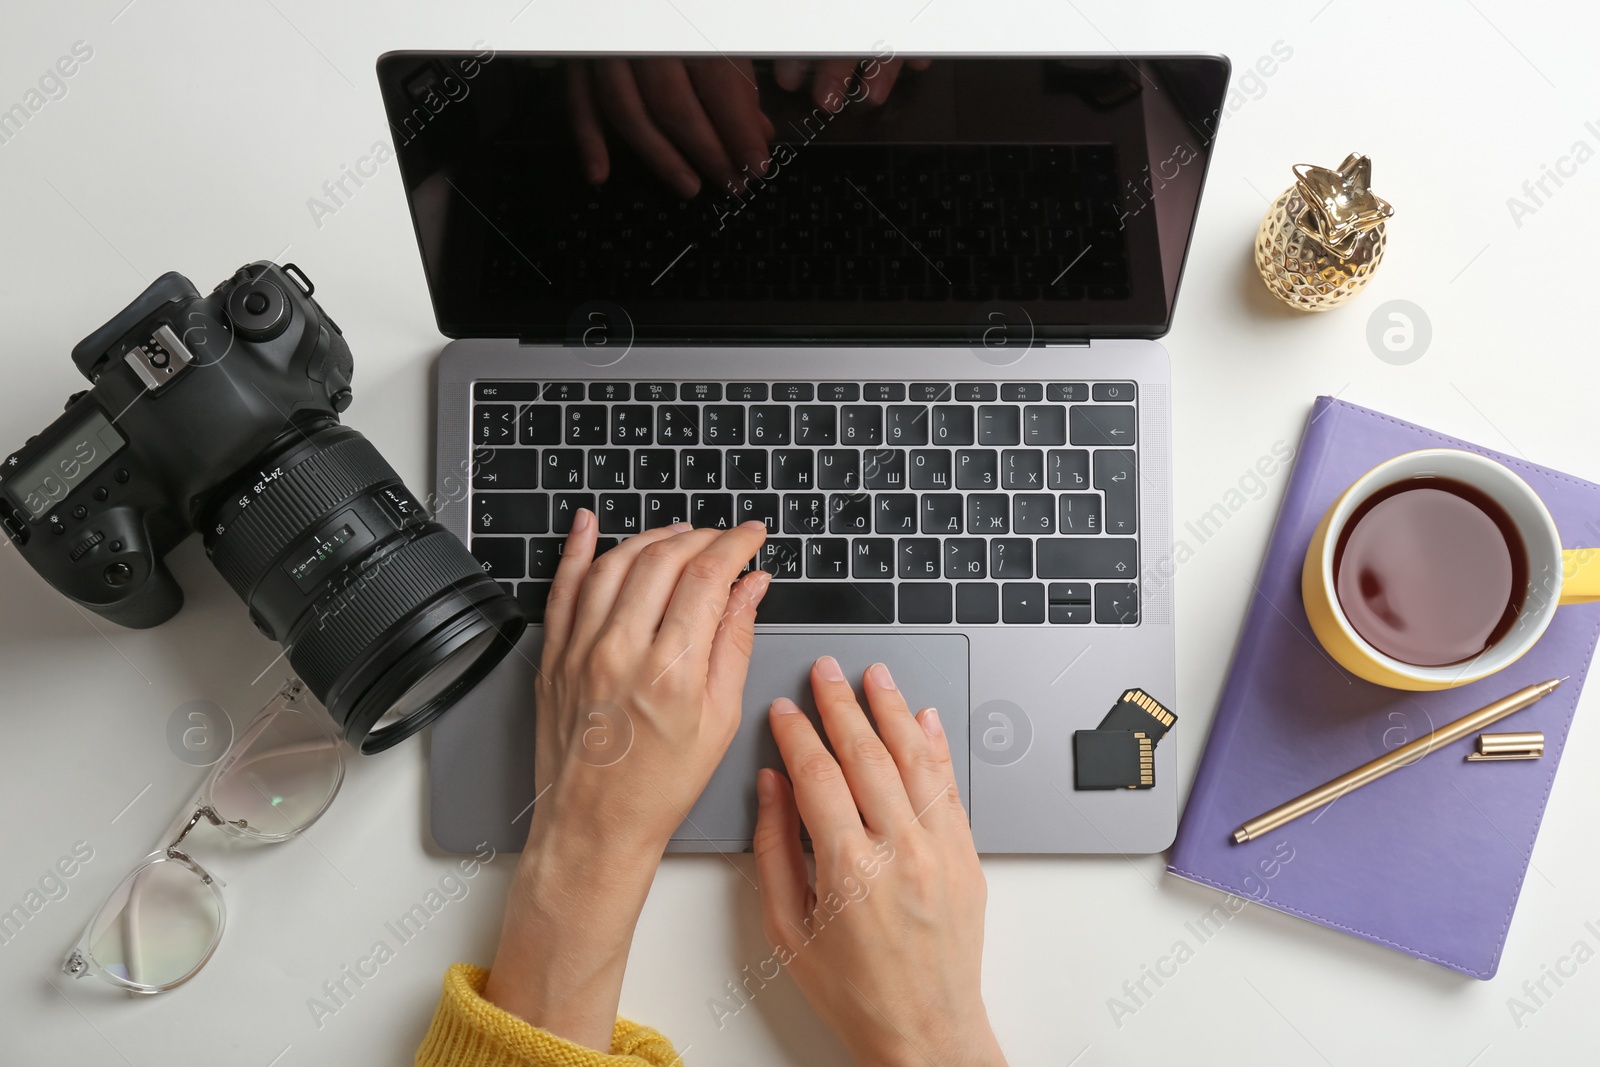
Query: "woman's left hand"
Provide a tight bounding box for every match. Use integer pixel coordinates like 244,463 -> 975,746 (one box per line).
530,513 -> 770,855
485,513 -> 769,1049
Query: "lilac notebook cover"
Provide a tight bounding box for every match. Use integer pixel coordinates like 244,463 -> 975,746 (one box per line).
1168,398 -> 1600,979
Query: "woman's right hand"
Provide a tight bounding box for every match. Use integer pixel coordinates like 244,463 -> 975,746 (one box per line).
753,656 -> 1007,1067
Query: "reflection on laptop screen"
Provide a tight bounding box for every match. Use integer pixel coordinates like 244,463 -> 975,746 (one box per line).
377,53 -> 1230,342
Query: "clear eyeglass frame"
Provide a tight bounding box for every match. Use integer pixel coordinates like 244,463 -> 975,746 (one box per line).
61,679 -> 346,994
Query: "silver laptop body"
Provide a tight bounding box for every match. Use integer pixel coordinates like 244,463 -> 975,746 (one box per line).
375,51 -> 1230,854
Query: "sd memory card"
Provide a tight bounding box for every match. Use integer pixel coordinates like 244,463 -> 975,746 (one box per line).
1073,730 -> 1154,790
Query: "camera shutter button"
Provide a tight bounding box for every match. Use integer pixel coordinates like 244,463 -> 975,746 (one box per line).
226,279 -> 291,342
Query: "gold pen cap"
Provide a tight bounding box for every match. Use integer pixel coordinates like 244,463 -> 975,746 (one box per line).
1464,731 -> 1545,761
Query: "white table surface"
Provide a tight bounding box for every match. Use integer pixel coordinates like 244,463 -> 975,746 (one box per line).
4,2 -> 1598,1064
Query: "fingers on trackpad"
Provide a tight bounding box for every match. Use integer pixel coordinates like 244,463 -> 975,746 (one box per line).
672,633 -> 970,848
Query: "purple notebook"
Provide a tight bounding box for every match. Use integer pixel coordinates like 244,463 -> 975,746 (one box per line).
1168,397 -> 1600,979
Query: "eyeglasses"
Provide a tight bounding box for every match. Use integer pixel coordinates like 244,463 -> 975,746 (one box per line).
61,679 -> 345,993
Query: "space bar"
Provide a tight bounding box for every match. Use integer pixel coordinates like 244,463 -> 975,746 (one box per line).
755,582 -> 896,624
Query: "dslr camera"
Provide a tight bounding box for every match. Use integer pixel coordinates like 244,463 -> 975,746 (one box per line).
1,262 -> 525,752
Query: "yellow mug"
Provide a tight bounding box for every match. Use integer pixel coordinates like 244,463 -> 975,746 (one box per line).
1303,449 -> 1600,690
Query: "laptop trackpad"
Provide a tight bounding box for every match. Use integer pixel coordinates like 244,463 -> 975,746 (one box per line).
672,633 -> 970,851
427,632 -> 969,854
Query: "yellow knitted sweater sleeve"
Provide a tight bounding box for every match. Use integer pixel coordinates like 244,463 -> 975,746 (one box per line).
415,964 -> 683,1067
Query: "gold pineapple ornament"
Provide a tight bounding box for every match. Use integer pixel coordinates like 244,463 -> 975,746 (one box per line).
1255,153 -> 1394,311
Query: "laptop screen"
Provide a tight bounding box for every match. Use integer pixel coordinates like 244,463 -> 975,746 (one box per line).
376,53 -> 1230,343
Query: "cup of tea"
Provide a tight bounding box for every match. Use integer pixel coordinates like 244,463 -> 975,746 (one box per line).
1302,449 -> 1600,690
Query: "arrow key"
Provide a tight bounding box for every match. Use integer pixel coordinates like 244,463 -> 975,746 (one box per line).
1050,602 -> 1091,624
1003,582 -> 1047,624
1095,582 -> 1139,625
1048,582 -> 1091,604
1048,581 -> 1091,624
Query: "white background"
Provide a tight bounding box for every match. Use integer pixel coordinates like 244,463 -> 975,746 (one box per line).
3,2 -> 1599,1065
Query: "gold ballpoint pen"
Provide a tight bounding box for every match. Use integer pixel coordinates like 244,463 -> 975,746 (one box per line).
1232,678 -> 1565,845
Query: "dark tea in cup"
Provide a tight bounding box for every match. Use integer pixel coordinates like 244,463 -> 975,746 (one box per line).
1332,477 -> 1528,667
1305,448 -> 1597,690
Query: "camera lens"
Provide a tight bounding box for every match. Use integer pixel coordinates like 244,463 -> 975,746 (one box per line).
204,422 -> 525,753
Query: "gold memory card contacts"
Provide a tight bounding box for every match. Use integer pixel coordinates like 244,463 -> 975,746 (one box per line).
1073,730 -> 1155,789
1098,688 -> 1176,745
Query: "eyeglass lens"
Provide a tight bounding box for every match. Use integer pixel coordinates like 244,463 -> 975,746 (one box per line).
88,857 -> 221,989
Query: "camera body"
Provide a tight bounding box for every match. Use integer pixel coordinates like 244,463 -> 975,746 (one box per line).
2,262 -> 525,752
2,262 -> 354,627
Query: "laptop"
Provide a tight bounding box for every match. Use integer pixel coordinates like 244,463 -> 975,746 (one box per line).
375,52 -> 1230,854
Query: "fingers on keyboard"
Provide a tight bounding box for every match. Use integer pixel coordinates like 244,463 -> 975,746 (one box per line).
471,381 -> 1140,625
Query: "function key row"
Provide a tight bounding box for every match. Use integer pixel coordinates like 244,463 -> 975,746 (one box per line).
474,381 -> 1136,404
476,402 -> 1136,448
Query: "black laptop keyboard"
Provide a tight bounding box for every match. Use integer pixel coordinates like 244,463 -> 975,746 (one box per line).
485,143 -> 1130,303
469,379 -> 1140,627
